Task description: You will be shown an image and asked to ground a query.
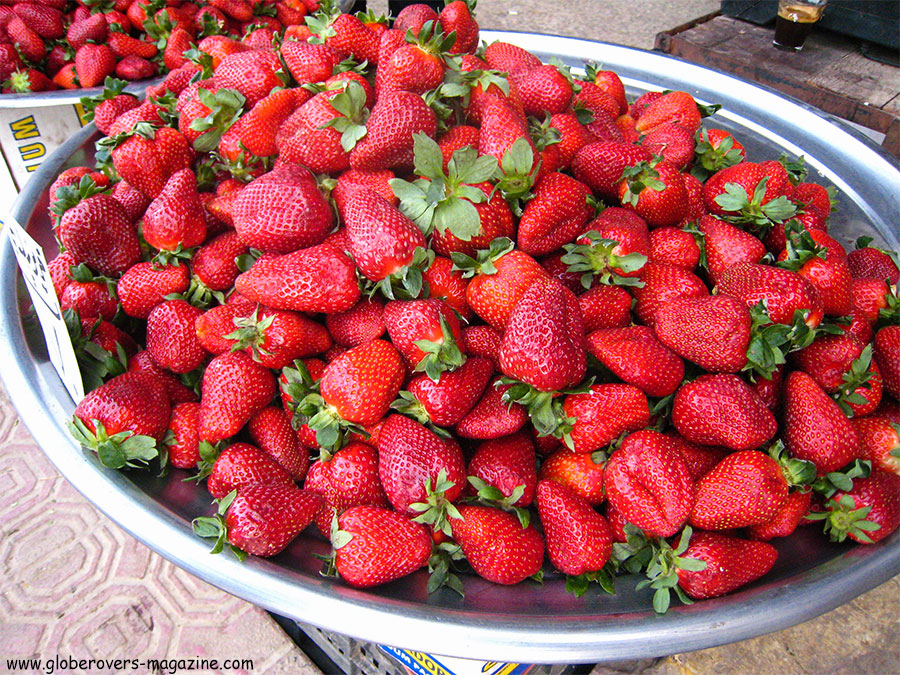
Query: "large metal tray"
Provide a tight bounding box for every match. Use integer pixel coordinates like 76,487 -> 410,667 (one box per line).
1,31 -> 899,664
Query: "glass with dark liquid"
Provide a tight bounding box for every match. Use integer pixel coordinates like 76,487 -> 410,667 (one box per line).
773,0 -> 827,52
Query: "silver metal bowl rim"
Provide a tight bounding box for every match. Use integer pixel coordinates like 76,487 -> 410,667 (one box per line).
0,77 -> 164,108
2,31 -> 899,664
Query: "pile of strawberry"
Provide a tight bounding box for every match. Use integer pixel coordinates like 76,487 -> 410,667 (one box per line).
47,0 -> 900,612
0,0 -> 319,92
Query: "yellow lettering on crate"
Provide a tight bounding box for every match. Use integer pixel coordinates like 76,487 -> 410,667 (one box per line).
409,651 -> 452,675
20,143 -> 45,161
9,115 -> 40,140
485,664 -> 520,675
73,102 -> 91,127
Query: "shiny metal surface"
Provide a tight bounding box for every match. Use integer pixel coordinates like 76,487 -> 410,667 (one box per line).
2,31 -> 899,664
0,78 -> 163,108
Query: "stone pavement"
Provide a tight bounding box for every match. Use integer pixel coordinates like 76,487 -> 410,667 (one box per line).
0,385 -> 319,674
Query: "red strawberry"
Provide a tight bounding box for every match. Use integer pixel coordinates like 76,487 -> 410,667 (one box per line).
375,24 -> 447,96
142,169 -> 207,252
276,84 -> 366,174
146,300 -> 207,374
377,414 -> 466,517
221,483 -> 320,557
450,505 -> 545,585
747,490 -> 813,541
455,377 -> 528,440
648,226 -> 701,271
632,262 -> 709,327
69,371 -> 170,469
483,41 -> 541,81
634,91 -> 702,135
618,158 -> 688,228
673,374 -> 777,451
691,128 -> 746,180
813,470 -> 900,544
199,351 -> 277,444
653,295 -> 752,374
853,417 -> 900,475
641,123 -> 695,170
563,384 -> 651,454
467,432 -> 537,507
586,326 -> 685,397
439,1 -> 479,54
75,44 -> 116,89
676,532 -> 777,599
539,447 -> 606,505
603,430 -> 694,537
462,325 -> 502,366
12,3 -> 64,39
537,479 -> 613,576
477,98 -> 535,167
59,280 -> 117,322
697,214 -> 767,283
206,442 -> 294,499
578,285 -> 633,332
383,299 -> 465,377
234,243 -> 360,313
221,88 -> 306,164
333,505 -> 432,587
499,277 -> 585,392
401,357 -> 494,428
320,339 -> 407,427
875,326 -> 900,399
67,13 -> 108,51
325,299 -> 386,348
517,172 -> 593,256
233,164 -> 333,254
165,401 -> 201,469
56,193 -> 142,277
460,245 -> 549,331
247,406 -> 310,480
7,15 -> 46,63
305,441 -> 389,532
516,64 -> 574,117
690,450 -> 790,530
716,261 -> 824,328
422,255 -> 473,320
111,125 -> 193,199
783,370 -> 859,475
848,241 -> 899,284
128,351 -> 198,405
340,186 -> 428,290
226,306 -> 333,369
665,432 -> 729,481
572,141 -> 652,201
349,90 -> 437,171
703,162 -> 796,227
190,231 -> 248,294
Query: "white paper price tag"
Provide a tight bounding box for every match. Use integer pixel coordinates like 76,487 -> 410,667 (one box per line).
2,212 -> 84,403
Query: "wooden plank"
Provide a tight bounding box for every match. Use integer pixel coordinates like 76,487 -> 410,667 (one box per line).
658,13 -> 900,144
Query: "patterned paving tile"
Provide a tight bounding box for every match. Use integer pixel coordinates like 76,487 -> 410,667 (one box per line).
0,386 -> 320,674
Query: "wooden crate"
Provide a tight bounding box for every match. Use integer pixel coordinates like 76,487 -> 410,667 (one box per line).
655,13 -> 900,157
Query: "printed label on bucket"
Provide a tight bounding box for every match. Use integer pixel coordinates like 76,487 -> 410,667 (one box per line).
378,646 -> 534,675
2,211 -> 84,402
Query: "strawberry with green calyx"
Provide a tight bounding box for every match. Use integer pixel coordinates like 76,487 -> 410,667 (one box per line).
456,376 -> 528,439
449,504 -> 545,586
743,302 -> 828,381
848,235 -> 900,284
409,468 -> 465,537
807,470 -> 900,544
389,132 -> 499,244
108,123 -> 193,200
377,414 -> 466,518
537,478 -> 613,581
705,170 -> 797,233
330,505 -> 433,588
493,137 -> 539,215
561,230 -> 648,289
563,384 -> 651,454
383,299 -> 466,380
717,261 -> 824,329
498,276 -> 586,393
516,172 -> 592,257
604,430 -> 695,538
467,432 -> 536,507
182,87 -> 247,153
853,417 -> 900,475
776,220 -> 852,317
496,377 -> 588,448
375,19 -> 456,97
466,476 -> 531,528
64,311 -> 131,394
393,356 -> 493,429
808,458 -> 872,500
694,214 -> 767,284
339,183 -> 431,298
222,305 -> 333,370
79,77 -> 133,124
617,157 -> 688,228
50,174 -> 112,227
191,490 -> 249,560
690,128 -> 745,182
611,524 -> 705,613
675,531 -> 776,602
69,371 -> 170,470
296,340 -> 406,452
